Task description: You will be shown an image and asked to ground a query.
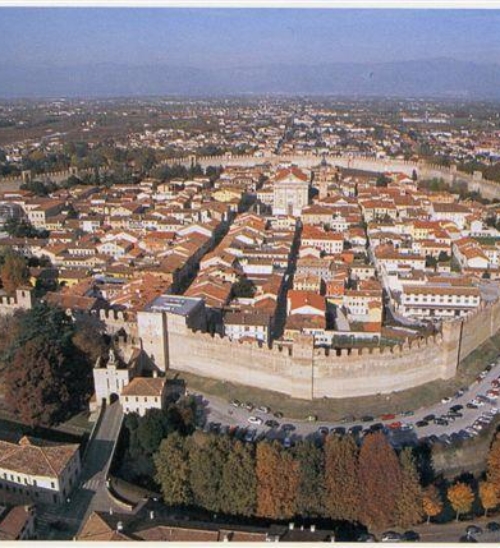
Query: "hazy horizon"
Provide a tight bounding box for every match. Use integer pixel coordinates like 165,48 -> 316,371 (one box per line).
1,9 -> 500,68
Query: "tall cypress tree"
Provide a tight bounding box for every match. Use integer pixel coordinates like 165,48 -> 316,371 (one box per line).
220,440 -> 257,517
324,434 -> 360,522
395,447 -> 424,528
294,439 -> 325,517
358,432 -> 402,530
154,432 -> 192,507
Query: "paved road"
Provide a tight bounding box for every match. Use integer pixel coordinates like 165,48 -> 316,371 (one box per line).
194,353 -> 500,446
36,401 -> 130,540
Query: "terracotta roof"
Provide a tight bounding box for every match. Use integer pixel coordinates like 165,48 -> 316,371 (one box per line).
288,290 -> 326,314
274,167 -> 309,182
0,506 -> 33,540
77,512 -> 133,541
0,436 -> 79,478
121,377 -> 165,397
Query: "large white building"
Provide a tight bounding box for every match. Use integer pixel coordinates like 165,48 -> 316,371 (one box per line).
398,285 -> 481,320
272,167 -> 310,217
0,436 -> 81,505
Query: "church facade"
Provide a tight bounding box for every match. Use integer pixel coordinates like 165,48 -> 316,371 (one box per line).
272,167 -> 310,217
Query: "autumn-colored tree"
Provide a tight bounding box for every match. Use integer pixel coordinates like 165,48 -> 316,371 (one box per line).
154,432 -> 192,507
358,432 -> 402,530
447,482 -> 475,521
188,432 -> 231,512
256,441 -> 299,520
4,336 -> 69,427
479,481 -> 499,517
324,434 -> 360,522
487,432 -> 500,495
219,440 -> 256,517
395,447 -> 424,528
294,439 -> 325,517
0,250 -> 29,295
422,485 -> 443,524
72,314 -> 109,365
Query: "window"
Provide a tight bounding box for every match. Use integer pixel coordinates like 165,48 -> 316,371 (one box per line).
33,480 -> 37,487
51,481 -> 55,489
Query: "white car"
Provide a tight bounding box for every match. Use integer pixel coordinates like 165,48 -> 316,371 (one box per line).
247,416 -> 263,425
441,396 -> 452,404
257,406 -> 270,414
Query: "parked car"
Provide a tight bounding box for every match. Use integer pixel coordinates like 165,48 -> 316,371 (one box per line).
487,522 -> 500,532
230,399 -> 240,407
307,414 -> 318,422
380,413 -> 396,420
361,415 -> 374,423
403,530 -> 420,542
348,425 -> 363,435
244,429 -> 257,443
381,531 -> 402,542
423,414 -> 436,422
341,414 -> 356,423
388,421 -> 402,430
245,402 -> 254,411
466,525 -> 483,536
265,419 -> 279,428
331,426 -> 346,435
357,533 -> 377,542
274,411 -> 284,419
257,405 -> 270,414
441,396 -> 452,404
282,423 -> 296,432
317,426 -> 329,436
247,416 -> 263,425
466,402 -> 479,409
450,404 -> 464,412
416,420 -> 429,428
402,410 -> 414,417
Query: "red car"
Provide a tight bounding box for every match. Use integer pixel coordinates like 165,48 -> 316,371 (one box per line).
388,421 -> 402,430
381,414 -> 396,421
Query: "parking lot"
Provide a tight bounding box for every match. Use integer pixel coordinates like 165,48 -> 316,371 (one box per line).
191,353 -> 500,449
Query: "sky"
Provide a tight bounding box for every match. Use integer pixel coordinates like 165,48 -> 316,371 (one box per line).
0,8 -> 499,68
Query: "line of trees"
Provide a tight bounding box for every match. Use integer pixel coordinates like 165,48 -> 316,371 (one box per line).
153,430 -> 427,530
149,425 -> 500,531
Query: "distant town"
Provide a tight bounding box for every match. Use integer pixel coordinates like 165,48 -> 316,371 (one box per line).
2,96 -> 500,542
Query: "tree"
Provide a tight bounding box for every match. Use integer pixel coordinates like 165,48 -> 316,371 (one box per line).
324,434 -> 359,522
486,432 -> 500,495
358,432 -> 402,530
2,302 -> 94,426
422,485 -> 443,524
447,482 -> 475,521
231,277 -> 256,299
395,448 -> 424,528
0,250 -> 30,294
72,314 -> 109,365
256,441 -> 299,520
294,439 -> 325,517
219,440 -> 256,517
188,432 -> 231,512
479,481 -> 498,517
4,336 -> 69,427
154,432 -> 192,507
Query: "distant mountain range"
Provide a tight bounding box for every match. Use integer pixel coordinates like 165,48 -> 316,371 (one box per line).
1,58 -> 500,99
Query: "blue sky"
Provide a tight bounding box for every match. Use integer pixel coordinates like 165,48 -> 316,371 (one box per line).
0,9 -> 499,67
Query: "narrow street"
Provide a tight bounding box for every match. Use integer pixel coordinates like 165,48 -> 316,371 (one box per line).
36,401 -> 130,540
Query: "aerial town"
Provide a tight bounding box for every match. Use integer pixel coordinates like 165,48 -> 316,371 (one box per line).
1,94 -> 500,542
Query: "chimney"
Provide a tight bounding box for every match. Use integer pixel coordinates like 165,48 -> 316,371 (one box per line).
223,534 -> 230,542
152,370 -> 158,378
116,521 -> 123,532
149,511 -> 155,520
288,523 -> 294,531
310,524 -> 316,533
